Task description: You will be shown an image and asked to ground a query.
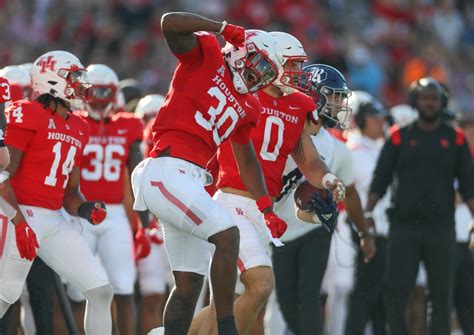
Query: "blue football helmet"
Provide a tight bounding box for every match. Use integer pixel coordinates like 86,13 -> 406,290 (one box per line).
300,64 -> 352,129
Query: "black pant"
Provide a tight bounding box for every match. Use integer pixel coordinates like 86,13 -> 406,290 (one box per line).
453,242 -> 474,335
345,237 -> 387,335
26,258 -> 54,335
272,228 -> 332,335
384,222 -> 455,335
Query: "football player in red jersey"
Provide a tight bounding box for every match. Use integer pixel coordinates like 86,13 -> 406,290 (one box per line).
0,51 -> 113,335
189,32 -> 346,335
131,12 -> 286,335
66,64 -> 145,335
0,76 -> 11,170
135,94 -> 165,157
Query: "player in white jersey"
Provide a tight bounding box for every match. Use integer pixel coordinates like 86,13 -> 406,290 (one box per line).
344,97 -> 391,335
451,112 -> 474,334
273,64 -> 375,335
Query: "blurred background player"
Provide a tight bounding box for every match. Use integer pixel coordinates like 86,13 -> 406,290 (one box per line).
344,97 -> 391,335
452,112 -> 474,335
134,93 -> 174,333
0,76 -> 10,169
0,50 -> 113,335
66,63 -> 145,335
135,94 -> 165,157
273,64 -> 375,335
131,12 -> 287,335
191,32 -> 347,335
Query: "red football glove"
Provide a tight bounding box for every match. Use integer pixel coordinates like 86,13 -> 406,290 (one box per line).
220,21 -> 245,47
264,212 -> 287,238
135,227 -> 151,260
78,201 -> 107,225
147,218 -> 163,245
15,221 -> 39,261
0,77 -> 11,103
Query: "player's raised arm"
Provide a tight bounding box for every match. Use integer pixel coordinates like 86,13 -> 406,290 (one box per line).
161,12 -> 244,55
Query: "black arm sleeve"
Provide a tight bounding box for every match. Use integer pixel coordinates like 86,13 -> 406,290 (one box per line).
456,139 -> 474,200
369,136 -> 399,197
0,104 -> 6,147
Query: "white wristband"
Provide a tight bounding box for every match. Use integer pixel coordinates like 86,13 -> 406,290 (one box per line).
219,21 -> 227,34
364,211 -> 373,219
322,173 -> 337,189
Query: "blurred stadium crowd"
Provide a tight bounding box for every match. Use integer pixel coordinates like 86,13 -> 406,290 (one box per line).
0,0 -> 473,116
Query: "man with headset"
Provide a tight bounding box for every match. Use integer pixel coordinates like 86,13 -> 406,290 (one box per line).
365,78 -> 474,335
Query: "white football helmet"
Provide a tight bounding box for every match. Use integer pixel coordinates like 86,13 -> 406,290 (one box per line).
390,104 -> 418,127
135,94 -> 165,120
85,64 -> 120,120
269,32 -> 307,94
0,65 -> 32,99
222,30 -> 282,94
30,50 -> 90,104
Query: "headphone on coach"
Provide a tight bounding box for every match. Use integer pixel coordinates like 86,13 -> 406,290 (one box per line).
407,77 -> 449,110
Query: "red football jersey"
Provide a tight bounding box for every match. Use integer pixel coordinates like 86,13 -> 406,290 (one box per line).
150,32 -> 261,169
79,112 -> 143,204
5,100 -> 90,210
0,77 -> 11,103
217,91 -> 316,197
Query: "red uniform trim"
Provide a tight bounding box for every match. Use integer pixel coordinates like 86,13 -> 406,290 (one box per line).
455,127 -> 465,146
0,215 -> 8,258
389,125 -> 401,146
150,181 -> 202,225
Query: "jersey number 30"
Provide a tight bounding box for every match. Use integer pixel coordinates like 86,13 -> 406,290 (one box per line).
195,86 -> 238,146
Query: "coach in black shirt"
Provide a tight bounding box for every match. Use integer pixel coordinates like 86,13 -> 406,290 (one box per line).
365,78 -> 474,335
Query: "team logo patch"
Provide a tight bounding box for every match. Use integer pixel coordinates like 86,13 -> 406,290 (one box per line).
26,209 -> 34,217
48,119 -> 56,130
38,56 -> 56,74
311,68 -> 327,84
235,208 -> 244,216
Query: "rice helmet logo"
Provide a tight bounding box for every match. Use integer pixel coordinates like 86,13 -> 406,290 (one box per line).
311,68 -> 327,84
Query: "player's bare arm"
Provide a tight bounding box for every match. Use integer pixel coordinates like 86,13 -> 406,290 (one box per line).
230,140 -> 269,202
231,140 -> 287,237
127,140 -> 149,227
1,145 -> 39,260
292,121 -> 345,201
343,184 -> 376,262
291,121 -> 329,187
63,167 -> 107,225
63,166 -> 87,215
161,12 -> 244,55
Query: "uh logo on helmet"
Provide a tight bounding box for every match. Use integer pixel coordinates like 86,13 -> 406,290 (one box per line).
30,50 -> 91,105
222,30 -> 283,94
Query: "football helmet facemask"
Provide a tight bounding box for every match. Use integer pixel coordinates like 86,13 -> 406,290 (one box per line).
223,30 -> 282,94
300,64 -> 352,129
